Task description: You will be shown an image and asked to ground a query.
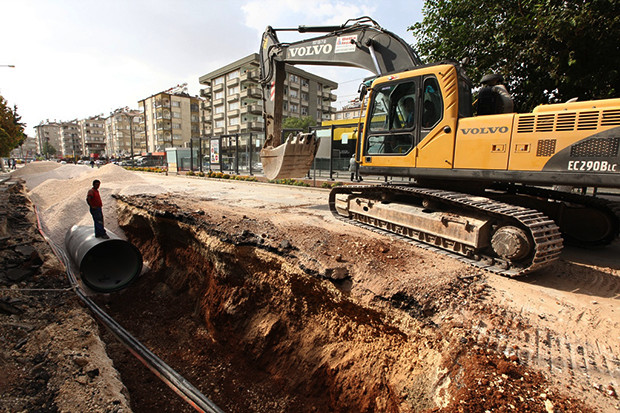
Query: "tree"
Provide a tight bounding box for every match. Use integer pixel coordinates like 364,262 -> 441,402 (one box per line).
0,94 -> 26,157
282,116 -> 317,132
410,0 -> 620,112
42,141 -> 57,158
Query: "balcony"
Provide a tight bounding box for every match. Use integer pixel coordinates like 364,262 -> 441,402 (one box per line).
226,94 -> 239,103
247,121 -> 264,131
202,117 -> 212,124
241,104 -> 262,115
156,121 -> 172,131
214,112 -> 225,120
322,91 -> 337,101
227,109 -> 240,117
214,127 -> 225,135
200,86 -> 211,97
228,124 -> 240,132
227,78 -> 239,86
155,100 -> 171,108
213,98 -> 224,106
213,82 -> 224,92
240,69 -> 259,83
241,87 -> 262,99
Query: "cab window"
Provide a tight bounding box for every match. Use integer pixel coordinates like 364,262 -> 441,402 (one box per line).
366,79 -> 417,155
422,77 -> 442,131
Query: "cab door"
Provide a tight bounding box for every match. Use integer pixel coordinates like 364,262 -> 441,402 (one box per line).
362,77 -> 420,168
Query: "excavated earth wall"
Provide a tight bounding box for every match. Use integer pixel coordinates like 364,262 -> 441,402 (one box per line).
93,194 -> 593,412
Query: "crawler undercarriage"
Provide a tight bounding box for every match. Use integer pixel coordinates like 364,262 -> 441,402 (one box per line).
329,184 -> 619,276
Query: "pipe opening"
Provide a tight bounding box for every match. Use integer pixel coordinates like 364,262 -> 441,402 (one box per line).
65,225 -> 143,292
80,240 -> 142,291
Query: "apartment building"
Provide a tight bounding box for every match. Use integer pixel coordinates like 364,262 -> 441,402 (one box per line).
59,120 -> 81,158
10,135 -> 37,160
105,108 -> 144,158
198,54 -> 338,137
331,97 -> 365,122
79,115 -> 106,157
34,121 -> 62,156
138,86 -> 201,153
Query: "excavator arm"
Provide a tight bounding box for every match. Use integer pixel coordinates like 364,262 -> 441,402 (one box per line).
259,16 -> 422,179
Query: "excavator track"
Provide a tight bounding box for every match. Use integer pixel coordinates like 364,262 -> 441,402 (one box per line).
328,184 -> 564,277
490,184 -> 620,247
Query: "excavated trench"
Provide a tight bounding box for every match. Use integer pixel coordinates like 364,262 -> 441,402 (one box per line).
93,195 -> 591,413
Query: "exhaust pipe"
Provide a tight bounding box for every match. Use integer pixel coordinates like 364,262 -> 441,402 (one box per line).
65,225 -> 143,292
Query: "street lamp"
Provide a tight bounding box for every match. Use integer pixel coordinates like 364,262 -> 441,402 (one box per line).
123,110 -> 140,167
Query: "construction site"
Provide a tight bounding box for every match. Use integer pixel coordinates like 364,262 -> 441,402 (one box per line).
0,161 -> 618,412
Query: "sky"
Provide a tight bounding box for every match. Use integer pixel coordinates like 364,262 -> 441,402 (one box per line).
0,0 -> 424,137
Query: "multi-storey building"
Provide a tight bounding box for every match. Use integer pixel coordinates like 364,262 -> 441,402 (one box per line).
79,115 -> 106,157
10,135 -> 37,160
34,121 -> 62,156
198,54 -> 338,137
138,85 -> 201,153
331,98 -> 366,122
58,120 -> 81,159
105,108 -> 144,159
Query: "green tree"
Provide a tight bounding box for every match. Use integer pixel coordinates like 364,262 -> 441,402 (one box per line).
282,116 -> 317,132
0,95 -> 26,157
410,0 -> 620,111
42,141 -> 57,157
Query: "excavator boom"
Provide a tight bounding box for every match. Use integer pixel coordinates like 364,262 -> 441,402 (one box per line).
259,17 -> 421,179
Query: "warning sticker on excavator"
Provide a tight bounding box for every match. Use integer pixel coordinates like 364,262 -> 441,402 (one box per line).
335,35 -> 357,53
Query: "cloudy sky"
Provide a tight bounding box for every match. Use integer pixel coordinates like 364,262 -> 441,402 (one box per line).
1,0 -> 424,137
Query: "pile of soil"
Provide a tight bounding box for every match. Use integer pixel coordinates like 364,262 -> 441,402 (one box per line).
0,178 -> 130,412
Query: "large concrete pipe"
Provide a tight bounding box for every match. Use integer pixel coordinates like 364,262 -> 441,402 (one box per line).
65,225 -> 143,292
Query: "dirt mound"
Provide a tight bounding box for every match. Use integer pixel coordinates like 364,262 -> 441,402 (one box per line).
0,179 -> 131,412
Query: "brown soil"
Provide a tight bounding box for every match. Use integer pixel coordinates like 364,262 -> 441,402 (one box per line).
1,162 -> 618,412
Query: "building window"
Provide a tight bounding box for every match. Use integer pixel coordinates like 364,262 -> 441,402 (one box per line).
172,101 -> 180,107
301,78 -> 309,87
214,76 -> 224,85
227,70 -> 240,80
290,103 -> 298,113
215,91 -> 224,99
283,101 -> 288,111
301,106 -> 308,116
301,92 -> 308,101
173,112 -> 181,118
215,120 -> 225,128
229,101 -> 239,110
229,117 -> 239,126
215,105 -> 225,114
290,89 -> 298,98
290,74 -> 299,83
228,85 -> 239,95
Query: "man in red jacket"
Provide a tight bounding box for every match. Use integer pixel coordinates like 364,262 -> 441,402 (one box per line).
86,179 -> 109,239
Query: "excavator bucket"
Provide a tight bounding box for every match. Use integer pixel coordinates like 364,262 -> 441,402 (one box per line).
260,132 -> 318,180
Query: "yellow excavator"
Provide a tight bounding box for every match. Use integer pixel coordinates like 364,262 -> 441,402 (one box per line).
259,17 -> 620,276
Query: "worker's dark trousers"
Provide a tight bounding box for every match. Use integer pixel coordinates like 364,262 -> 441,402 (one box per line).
89,207 -> 106,237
